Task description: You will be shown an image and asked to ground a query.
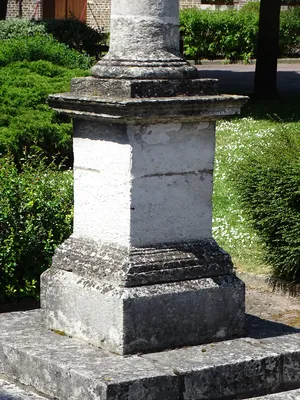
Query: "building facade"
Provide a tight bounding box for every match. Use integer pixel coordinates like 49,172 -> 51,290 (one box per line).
6,0 -> 250,31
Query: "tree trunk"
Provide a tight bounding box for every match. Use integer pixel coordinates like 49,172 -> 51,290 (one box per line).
0,0 -> 8,20
18,0 -> 22,18
254,0 -> 281,97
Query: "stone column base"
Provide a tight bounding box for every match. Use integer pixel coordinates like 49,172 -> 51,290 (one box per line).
41,269 -> 245,355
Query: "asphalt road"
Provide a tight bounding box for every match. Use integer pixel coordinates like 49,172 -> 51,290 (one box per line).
196,63 -> 300,95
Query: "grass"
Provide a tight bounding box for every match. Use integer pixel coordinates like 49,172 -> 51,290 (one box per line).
213,96 -> 300,275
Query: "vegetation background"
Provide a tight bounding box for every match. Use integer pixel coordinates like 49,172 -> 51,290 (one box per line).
180,3 -> 300,62
0,19 -> 98,301
0,10 -> 299,305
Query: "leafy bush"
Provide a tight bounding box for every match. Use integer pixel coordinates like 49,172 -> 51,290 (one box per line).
0,18 -> 107,59
233,126 -> 300,282
180,8 -> 259,62
38,18 -> 107,59
0,19 -> 96,302
0,154 -> 73,300
280,7 -> 300,57
0,29 -> 90,164
0,60 -> 87,164
0,35 -> 91,69
0,18 -> 46,39
239,0 -> 260,14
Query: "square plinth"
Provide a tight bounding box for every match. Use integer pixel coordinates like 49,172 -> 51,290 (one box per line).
41,269 -> 245,355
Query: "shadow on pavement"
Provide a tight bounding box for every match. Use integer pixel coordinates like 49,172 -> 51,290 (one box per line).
197,69 -> 300,96
246,314 -> 300,339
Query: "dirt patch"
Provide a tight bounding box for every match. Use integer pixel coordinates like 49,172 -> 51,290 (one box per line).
246,284 -> 300,328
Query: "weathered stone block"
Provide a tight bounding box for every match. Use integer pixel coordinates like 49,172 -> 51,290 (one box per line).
48,93 -> 248,124
71,77 -> 218,98
41,269 -> 245,355
255,334 -> 300,391
70,119 -> 218,248
50,237 -> 234,286
145,338 -> 282,399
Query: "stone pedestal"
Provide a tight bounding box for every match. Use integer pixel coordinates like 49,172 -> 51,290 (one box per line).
41,0 -> 248,355
41,85 -> 247,354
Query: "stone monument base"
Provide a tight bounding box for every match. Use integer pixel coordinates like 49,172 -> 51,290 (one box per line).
41,269 -> 245,355
0,310 -> 300,399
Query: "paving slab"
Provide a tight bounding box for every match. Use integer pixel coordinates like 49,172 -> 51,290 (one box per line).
0,311 -> 179,400
144,338 -> 281,399
250,334 -> 300,390
0,310 -> 300,399
249,388 -> 300,399
0,378 -> 50,400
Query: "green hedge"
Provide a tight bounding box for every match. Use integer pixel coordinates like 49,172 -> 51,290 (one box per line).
0,18 -> 107,59
233,126 -> 300,282
180,6 -> 300,61
0,154 -> 73,300
180,8 -> 258,62
0,27 -> 90,166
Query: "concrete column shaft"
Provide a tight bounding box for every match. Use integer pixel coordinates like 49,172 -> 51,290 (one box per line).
90,0 -> 197,78
109,0 -> 180,60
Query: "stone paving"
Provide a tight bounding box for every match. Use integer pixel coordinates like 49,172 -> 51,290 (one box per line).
0,310 -> 300,399
0,378 -> 49,399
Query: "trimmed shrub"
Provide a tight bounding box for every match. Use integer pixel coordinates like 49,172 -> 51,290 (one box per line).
0,154 -> 73,300
0,60 -> 88,164
0,35 -> 91,69
233,126 -> 300,282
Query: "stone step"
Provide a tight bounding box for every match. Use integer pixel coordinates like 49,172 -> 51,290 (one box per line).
249,388 -> 300,399
0,310 -> 300,400
1,381 -> 300,400
0,378 -> 51,400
